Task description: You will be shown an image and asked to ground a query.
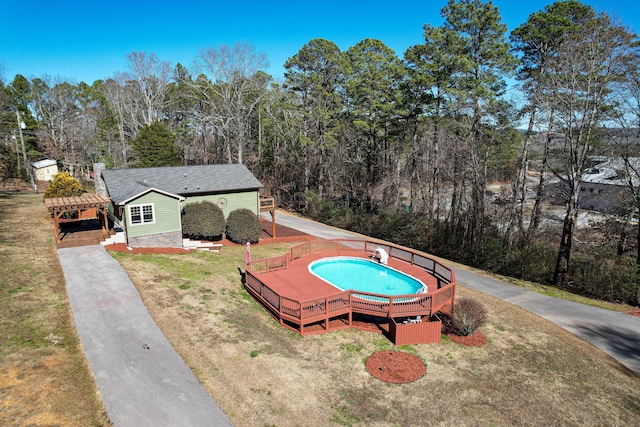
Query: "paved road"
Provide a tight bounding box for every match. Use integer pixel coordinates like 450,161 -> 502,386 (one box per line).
266,210 -> 640,376
58,245 -> 233,427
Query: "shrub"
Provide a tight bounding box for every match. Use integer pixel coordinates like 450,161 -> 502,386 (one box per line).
181,201 -> 225,240
43,171 -> 83,199
447,298 -> 487,336
225,208 -> 262,244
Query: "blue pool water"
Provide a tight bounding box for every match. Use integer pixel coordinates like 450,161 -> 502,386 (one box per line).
309,257 -> 425,296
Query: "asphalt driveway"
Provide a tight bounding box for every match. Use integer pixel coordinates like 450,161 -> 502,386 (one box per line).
58,245 -> 233,427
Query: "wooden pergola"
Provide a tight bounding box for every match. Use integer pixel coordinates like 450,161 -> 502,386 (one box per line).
44,194 -> 112,243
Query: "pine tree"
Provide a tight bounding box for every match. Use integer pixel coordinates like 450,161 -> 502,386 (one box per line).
131,122 -> 182,167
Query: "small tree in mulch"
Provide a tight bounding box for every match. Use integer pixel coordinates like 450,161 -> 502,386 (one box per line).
225,208 -> 262,244
182,201 -> 225,240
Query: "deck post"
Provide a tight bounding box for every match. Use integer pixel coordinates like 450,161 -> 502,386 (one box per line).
450,272 -> 457,309
53,211 -> 62,242
324,299 -> 329,331
271,210 -> 276,238
99,206 -> 108,237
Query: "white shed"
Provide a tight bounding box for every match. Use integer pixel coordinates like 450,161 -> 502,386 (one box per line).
31,159 -> 58,181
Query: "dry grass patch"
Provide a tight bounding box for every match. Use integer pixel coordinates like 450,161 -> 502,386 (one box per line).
0,192 -> 108,426
113,244 -> 640,427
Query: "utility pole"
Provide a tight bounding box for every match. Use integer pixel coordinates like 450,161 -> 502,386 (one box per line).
16,109 -> 35,191
12,130 -> 21,172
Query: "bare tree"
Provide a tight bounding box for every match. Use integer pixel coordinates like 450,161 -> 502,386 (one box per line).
99,78 -> 135,166
543,15 -> 638,286
98,51 -> 173,166
508,1 -> 597,245
125,51 -> 172,126
31,77 -> 80,164
194,42 -> 270,164
612,58 -> 640,305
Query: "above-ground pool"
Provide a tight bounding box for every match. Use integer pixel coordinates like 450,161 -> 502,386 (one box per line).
309,257 -> 426,296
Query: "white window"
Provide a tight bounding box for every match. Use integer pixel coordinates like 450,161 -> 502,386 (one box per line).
129,203 -> 155,225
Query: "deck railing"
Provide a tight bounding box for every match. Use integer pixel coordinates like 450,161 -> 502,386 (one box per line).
284,239 -> 454,286
245,239 -> 456,331
247,254 -> 289,274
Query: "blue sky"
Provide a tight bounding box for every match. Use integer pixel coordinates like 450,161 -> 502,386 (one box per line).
1,0 -> 638,85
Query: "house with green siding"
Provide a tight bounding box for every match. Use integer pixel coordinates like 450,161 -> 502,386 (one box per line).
97,163 -> 263,248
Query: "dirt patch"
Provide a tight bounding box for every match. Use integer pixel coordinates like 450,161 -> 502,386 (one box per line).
365,350 -> 426,383
625,311 -> 640,317
0,357 -> 80,426
447,330 -> 487,346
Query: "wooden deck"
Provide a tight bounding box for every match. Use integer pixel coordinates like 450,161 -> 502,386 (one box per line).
255,250 -> 439,302
245,240 -> 456,344
54,219 -> 115,248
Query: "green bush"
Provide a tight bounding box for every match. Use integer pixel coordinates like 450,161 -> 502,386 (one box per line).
181,201 -> 225,240
43,172 -> 83,199
225,208 -> 262,244
447,298 -> 488,336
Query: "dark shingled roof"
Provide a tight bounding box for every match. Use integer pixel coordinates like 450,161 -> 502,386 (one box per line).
102,164 -> 263,205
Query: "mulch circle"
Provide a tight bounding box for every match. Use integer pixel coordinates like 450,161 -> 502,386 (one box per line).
365,350 -> 426,383
447,330 -> 487,346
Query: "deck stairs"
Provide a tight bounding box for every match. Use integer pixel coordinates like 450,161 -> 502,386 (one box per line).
182,239 -> 223,252
100,230 -> 127,246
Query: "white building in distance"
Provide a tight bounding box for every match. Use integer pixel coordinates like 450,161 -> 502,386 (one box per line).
580,157 -> 640,213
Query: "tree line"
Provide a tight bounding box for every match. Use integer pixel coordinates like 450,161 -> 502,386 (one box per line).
1,0 -> 639,305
